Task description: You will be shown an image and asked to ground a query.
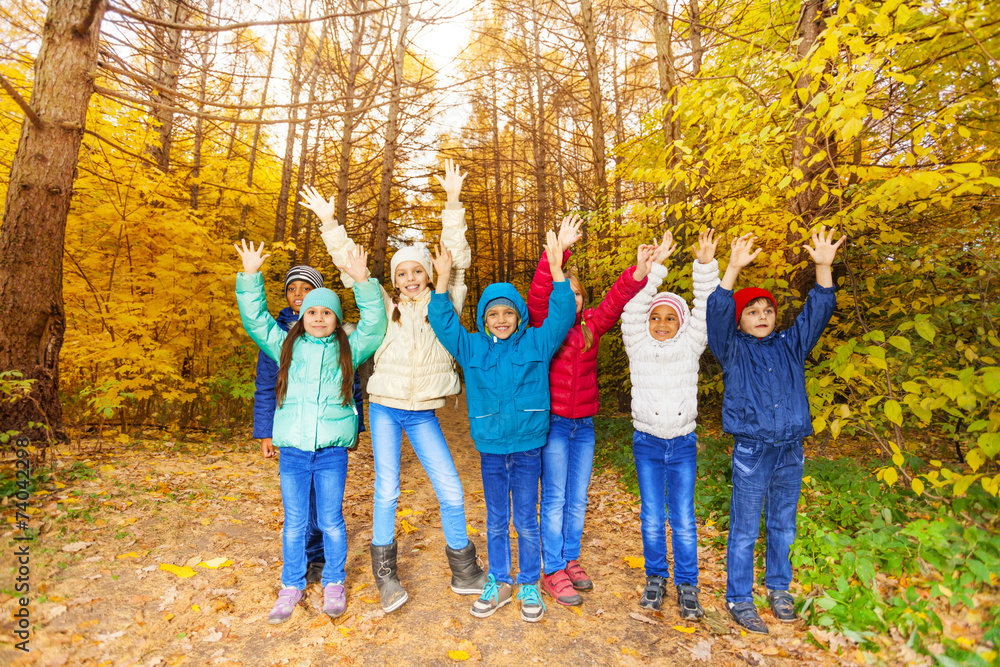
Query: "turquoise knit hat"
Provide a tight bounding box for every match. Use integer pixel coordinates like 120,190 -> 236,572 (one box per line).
299,288 -> 343,323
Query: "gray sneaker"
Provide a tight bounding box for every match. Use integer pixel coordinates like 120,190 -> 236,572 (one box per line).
470,574 -> 513,618
517,583 -> 545,622
268,588 -> 303,624
323,583 -> 347,618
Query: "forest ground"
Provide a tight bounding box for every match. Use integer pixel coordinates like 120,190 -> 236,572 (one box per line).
3,394 -> 875,666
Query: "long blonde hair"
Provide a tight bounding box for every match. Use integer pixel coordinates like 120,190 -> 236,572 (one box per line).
568,274 -> 594,352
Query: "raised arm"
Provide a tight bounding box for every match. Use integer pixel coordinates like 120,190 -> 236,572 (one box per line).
621,232 -> 675,352
784,225 -> 844,359
436,160 -> 472,315
532,231 -> 577,357
301,185 -> 368,288
587,265 -> 648,337
234,240 -> 286,361
685,228 -> 722,355
339,247 -> 388,365
528,214 -> 580,327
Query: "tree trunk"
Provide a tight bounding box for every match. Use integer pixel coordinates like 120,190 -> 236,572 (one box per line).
653,0 -> 684,225
0,0 -> 106,444
147,0 -> 186,171
334,0 -> 368,230
190,0 -> 215,210
530,0 -> 548,255
273,21 -> 311,243
371,0 -> 409,282
490,65 -> 505,282
289,23 -> 327,263
239,26 -> 279,239
580,0 -> 607,217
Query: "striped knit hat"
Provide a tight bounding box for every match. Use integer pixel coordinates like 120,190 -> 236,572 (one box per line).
649,292 -> 687,328
284,265 -> 324,291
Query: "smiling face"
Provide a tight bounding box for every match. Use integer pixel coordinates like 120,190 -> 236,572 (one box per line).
738,298 -> 776,339
285,280 -> 315,314
648,304 -> 680,341
302,306 -> 338,338
485,306 -> 519,340
394,260 -> 430,296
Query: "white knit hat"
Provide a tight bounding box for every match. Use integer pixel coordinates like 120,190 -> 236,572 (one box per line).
390,244 -> 434,282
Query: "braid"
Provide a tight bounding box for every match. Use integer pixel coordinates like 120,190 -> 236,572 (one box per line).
391,288 -> 402,324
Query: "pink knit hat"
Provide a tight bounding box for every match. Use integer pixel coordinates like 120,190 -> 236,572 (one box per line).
649,292 -> 687,328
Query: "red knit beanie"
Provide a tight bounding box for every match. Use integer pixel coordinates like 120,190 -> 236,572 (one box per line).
733,287 -> 776,322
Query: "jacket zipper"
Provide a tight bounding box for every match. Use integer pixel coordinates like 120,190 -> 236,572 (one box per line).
315,344 -> 325,449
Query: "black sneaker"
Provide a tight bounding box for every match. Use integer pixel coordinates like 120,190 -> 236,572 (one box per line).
676,584 -> 705,620
639,576 -> 666,611
727,601 -> 769,634
306,561 -> 325,585
767,590 -> 797,623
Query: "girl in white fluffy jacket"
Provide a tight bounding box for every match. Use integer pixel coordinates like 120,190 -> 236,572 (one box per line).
299,160 -> 486,614
621,228 -> 720,620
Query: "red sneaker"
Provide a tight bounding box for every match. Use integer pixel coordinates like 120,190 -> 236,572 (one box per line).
565,560 -> 593,592
541,570 -> 583,606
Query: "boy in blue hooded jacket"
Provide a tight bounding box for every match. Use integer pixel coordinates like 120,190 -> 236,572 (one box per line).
428,231 -> 576,623
706,227 -> 844,635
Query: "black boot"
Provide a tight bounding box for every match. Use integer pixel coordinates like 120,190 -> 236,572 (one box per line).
370,541 -> 408,612
445,542 -> 489,595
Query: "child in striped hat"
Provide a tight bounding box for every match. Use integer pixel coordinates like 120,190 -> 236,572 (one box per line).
620,228 -> 721,620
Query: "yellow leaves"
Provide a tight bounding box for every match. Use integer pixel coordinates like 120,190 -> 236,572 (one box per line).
911,478 -> 925,495
221,496 -> 237,501
397,508 -> 412,518
466,525 -> 479,536
447,650 -> 469,661
117,552 -> 143,559
198,558 -> 233,569
672,626 -> 697,634
884,400 -> 903,426
400,519 -> 417,534
200,518 -> 211,526
622,556 -> 644,569
99,464 -> 115,474
159,564 -> 196,579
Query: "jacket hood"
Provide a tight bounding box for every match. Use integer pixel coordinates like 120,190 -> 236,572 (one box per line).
646,290 -> 692,348
277,306 -> 299,330
477,283 -> 528,340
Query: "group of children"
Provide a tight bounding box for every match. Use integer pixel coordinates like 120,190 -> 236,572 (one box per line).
234,161 -> 845,634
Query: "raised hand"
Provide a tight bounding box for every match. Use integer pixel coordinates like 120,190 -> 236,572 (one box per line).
432,240 -> 453,278
802,225 -> 846,267
652,230 -> 678,264
300,185 -> 337,225
729,233 -> 761,271
692,228 -> 720,265
634,243 -> 656,281
557,213 -> 584,253
434,158 -> 467,204
233,239 -> 270,274
545,230 -> 566,282
338,246 -> 369,285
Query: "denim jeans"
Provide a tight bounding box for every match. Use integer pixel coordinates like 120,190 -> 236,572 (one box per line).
632,429 -> 699,584
304,484 -> 325,564
540,415 -> 595,574
278,446 -> 348,588
480,448 -> 543,585
369,402 -> 468,550
725,439 -> 804,604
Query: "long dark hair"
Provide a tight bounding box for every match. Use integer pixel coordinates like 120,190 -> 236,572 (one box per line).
275,319 -> 354,408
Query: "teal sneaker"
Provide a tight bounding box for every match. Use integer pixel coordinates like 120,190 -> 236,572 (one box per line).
517,583 -> 545,622
470,574 -> 512,618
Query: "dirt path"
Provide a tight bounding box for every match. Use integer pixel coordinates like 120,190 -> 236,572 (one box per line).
1,395 -> 845,666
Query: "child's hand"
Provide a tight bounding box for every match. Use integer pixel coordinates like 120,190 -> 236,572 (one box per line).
802,225 -> 846,267
729,233 -> 761,270
557,213 -> 583,253
434,158 -> 467,204
652,230 -> 678,264
634,244 -> 656,280
260,438 -> 275,458
432,240 -> 453,277
300,185 -> 336,225
544,230 -> 567,282
339,245 -> 369,284
233,239 -> 270,274
692,228 -> 719,264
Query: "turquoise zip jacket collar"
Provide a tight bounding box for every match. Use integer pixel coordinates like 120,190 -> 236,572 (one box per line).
428,281 -> 576,455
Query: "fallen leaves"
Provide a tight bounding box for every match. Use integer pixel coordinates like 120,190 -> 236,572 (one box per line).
61,541 -> 93,553
622,555 -> 644,569
689,639 -> 713,662
198,558 -> 233,569
672,625 -> 697,633
447,650 -> 469,661
628,612 -> 658,625
160,564 -> 197,578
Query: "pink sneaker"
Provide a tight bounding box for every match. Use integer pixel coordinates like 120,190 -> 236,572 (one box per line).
268,588 -> 303,624
541,570 -> 582,606
565,560 -> 593,592
323,583 -> 347,618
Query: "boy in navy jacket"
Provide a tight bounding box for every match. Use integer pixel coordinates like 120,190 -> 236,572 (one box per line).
706,227 -> 844,634
428,232 -> 576,623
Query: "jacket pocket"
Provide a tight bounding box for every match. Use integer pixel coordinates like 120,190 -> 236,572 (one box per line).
469,398 -> 503,442
515,394 -> 550,436
732,440 -> 765,478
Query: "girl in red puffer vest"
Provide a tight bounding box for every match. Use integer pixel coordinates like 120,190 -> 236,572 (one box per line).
526,215 -> 650,607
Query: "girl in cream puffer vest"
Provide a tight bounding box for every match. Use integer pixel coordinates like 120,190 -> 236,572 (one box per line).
300,160 -> 487,615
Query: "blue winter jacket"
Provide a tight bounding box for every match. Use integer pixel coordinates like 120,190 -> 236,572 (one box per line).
252,308 -> 366,439
428,281 -> 576,455
706,284 -> 836,446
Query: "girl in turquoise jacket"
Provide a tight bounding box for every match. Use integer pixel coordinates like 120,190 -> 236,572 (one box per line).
234,240 -> 387,624
427,231 -> 576,624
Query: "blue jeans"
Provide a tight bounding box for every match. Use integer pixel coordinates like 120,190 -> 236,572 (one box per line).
305,484 -> 325,564
632,430 -> 699,584
540,415 -> 595,574
278,446 -> 348,588
369,403 -> 468,550
726,439 -> 804,604
480,448 -> 543,585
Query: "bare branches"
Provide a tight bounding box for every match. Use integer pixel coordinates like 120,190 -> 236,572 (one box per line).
0,72 -> 42,129
108,1 -> 382,34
